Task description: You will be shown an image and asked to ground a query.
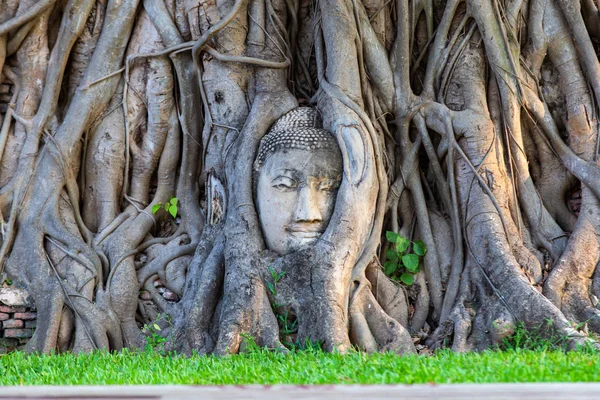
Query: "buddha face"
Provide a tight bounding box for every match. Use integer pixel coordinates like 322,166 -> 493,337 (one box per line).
256,147 -> 342,254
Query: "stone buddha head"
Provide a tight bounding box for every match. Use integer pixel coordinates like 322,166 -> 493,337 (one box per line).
254,108 -> 343,255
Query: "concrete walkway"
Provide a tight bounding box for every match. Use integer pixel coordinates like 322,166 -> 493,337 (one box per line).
1,384 -> 600,399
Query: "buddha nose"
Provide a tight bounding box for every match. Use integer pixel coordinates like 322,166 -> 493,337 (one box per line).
295,186 -> 322,222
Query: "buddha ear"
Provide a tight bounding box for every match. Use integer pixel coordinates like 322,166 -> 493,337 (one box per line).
335,124 -> 368,186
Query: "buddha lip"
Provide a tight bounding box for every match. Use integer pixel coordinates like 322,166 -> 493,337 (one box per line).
286,225 -> 324,235
290,231 -> 322,239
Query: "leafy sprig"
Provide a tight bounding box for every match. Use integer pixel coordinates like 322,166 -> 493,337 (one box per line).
383,231 -> 427,286
152,197 -> 179,218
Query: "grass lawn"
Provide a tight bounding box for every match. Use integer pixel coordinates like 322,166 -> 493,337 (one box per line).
0,347 -> 599,385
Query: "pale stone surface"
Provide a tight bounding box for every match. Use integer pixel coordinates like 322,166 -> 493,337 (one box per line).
1,384 -> 600,399
0,288 -> 34,308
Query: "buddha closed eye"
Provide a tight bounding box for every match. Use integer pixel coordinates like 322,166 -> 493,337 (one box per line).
254,108 -> 342,255
271,173 -> 340,192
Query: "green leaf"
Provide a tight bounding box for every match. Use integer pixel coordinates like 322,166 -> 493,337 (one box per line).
383,261 -> 397,275
170,197 -> 178,206
169,204 -> 178,218
164,203 -> 170,211
152,204 -> 161,214
153,323 -> 161,331
386,249 -> 398,261
267,282 -> 275,295
400,273 -> 415,285
386,231 -> 400,243
396,237 -> 410,253
402,254 -> 420,272
414,240 -> 427,256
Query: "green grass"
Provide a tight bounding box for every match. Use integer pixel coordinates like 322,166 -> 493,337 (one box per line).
1,348 -> 600,385
1,324 -> 597,386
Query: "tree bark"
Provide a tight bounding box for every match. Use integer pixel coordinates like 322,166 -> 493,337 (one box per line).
0,0 -> 597,354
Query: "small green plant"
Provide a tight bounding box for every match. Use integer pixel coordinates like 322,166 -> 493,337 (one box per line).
266,267 -> 298,345
266,266 -> 285,298
278,309 -> 298,340
500,320 -> 598,353
152,197 -> 178,218
142,313 -> 171,352
240,333 -> 264,353
383,231 -> 427,286
500,321 -> 564,351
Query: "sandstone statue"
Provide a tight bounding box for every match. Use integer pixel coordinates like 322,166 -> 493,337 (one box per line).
254,107 -> 342,256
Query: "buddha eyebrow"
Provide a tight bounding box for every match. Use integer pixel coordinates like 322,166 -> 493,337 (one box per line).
311,171 -> 342,180
271,168 -> 304,180
313,175 -> 341,181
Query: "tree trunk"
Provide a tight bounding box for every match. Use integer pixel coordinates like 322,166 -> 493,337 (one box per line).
0,0 -> 597,354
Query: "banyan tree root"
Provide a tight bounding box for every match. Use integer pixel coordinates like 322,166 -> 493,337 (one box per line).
0,0 -> 599,354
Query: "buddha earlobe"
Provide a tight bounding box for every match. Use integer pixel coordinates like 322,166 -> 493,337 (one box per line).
336,124 -> 367,186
